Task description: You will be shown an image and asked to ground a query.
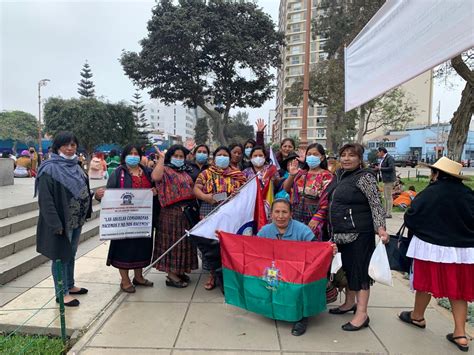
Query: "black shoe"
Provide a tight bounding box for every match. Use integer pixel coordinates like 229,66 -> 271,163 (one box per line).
69,287 -> 88,295
446,333 -> 469,352
329,305 -> 357,315
55,298 -> 80,307
342,317 -> 370,331
291,317 -> 308,336
178,274 -> 191,283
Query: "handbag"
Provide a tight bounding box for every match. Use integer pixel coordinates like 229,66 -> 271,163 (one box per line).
385,224 -> 412,272
326,282 -> 338,304
183,200 -> 201,228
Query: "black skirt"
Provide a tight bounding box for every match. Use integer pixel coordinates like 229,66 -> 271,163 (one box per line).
337,231 -> 375,291
106,233 -> 153,270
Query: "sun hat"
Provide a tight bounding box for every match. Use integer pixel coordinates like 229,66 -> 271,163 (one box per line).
420,156 -> 469,180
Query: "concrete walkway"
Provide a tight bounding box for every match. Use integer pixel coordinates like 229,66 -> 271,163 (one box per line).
66,213 -> 473,355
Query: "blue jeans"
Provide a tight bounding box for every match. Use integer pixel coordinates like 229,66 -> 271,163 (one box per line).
52,227 -> 81,297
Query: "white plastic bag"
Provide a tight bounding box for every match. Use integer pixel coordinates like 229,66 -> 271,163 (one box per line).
368,240 -> 393,286
331,253 -> 342,274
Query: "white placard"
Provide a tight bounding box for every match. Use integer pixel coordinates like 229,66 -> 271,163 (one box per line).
345,0 -> 474,112
99,189 -> 153,241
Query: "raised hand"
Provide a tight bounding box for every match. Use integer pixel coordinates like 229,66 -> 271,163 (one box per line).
154,146 -> 165,160
288,158 -> 299,176
256,118 -> 267,132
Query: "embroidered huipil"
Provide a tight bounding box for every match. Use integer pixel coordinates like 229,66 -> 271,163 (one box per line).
156,166 -> 194,208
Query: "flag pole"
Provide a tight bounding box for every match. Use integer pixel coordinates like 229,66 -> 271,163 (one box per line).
142,174 -> 259,274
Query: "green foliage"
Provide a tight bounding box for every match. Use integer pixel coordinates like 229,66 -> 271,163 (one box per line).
194,116 -> 209,145
0,110 -> 38,145
77,61 -> 95,98
43,97 -> 138,154
131,89 -> 150,146
0,334 -> 65,355
120,0 -> 284,145
225,111 -> 254,144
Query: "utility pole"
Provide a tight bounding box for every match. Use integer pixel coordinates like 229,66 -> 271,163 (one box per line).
38,79 -> 50,154
435,100 -> 440,159
301,0 -> 312,150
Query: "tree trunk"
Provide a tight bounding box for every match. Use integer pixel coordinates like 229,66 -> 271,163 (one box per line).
197,103 -> 228,146
446,81 -> 473,161
356,105 -> 367,144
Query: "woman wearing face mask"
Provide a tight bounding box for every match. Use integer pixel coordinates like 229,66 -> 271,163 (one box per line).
243,146 -> 280,190
242,118 -> 267,169
35,131 -> 98,307
187,144 -> 210,182
283,143 -> 333,241
151,145 -> 199,288
193,146 -> 247,290
104,144 -> 157,293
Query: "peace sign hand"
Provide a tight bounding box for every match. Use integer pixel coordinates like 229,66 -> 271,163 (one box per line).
154,146 -> 165,160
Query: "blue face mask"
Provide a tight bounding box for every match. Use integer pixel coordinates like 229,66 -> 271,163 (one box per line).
171,158 -> 184,168
215,155 -> 230,169
125,155 -> 140,167
195,153 -> 208,164
244,147 -> 252,158
306,155 -> 321,169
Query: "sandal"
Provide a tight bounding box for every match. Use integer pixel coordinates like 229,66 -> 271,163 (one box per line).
398,311 -> 426,329
204,274 -> 216,291
132,278 -> 154,287
178,274 -> 191,283
165,277 -> 188,288
120,283 -> 136,293
446,333 -> 469,352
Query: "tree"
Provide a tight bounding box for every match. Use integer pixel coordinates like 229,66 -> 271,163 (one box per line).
0,110 -> 38,152
225,111 -> 254,144
77,61 -> 96,98
120,0 -> 284,145
131,89 -> 150,146
43,97 -> 137,156
194,116 -> 209,145
436,51 -> 473,161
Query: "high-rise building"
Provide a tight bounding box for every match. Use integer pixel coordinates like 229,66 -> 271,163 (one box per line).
274,0 -> 433,146
143,100 -> 196,141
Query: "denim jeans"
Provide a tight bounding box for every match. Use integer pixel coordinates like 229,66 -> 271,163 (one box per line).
52,227 -> 81,297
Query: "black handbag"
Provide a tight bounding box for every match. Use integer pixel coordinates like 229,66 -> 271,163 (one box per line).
385,224 -> 412,272
183,200 -> 201,228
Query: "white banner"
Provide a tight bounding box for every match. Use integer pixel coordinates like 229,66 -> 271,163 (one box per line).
188,178 -> 258,240
345,0 -> 474,112
99,189 -> 153,241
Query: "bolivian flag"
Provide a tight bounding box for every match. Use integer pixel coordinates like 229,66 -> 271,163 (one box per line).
219,232 -> 333,322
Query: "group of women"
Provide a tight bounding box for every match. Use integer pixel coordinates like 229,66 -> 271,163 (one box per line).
35,127 -> 472,349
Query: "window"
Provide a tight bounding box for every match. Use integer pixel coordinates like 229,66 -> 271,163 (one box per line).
285,129 -> 300,137
290,13 -> 303,21
290,55 -> 302,65
285,119 -> 300,128
291,23 -> 301,33
288,66 -> 303,75
292,2 -> 302,11
150,115 -> 154,119
316,107 -> 327,116
319,52 -> 328,60
287,77 -> 298,85
290,34 -> 301,43
316,117 -> 326,125
290,45 -> 303,54
317,129 -> 326,138
150,108 -> 154,113
286,108 -> 300,117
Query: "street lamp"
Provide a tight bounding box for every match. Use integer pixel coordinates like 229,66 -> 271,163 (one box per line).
38,79 -> 50,154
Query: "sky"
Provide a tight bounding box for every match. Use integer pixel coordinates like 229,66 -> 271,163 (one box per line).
0,0 -> 466,127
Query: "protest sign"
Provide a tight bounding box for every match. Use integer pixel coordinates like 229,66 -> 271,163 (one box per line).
99,189 -> 153,241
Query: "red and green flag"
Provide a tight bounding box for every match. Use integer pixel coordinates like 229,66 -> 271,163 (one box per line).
219,232 -> 333,322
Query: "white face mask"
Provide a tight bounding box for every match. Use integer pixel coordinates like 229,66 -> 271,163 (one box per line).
59,152 -> 77,160
251,156 -> 265,167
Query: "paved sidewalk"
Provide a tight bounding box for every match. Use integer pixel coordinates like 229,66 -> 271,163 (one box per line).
68,214 -> 473,354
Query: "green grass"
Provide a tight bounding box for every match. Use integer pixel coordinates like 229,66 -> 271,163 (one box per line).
437,299 -> 474,327
0,334 -> 66,355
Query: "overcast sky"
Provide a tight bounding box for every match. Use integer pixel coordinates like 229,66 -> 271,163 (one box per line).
0,0 -> 465,126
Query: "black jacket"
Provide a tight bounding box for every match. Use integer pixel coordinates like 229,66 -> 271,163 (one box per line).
328,168 -> 376,235
36,173 -> 92,262
405,178 -> 474,248
380,154 -> 396,183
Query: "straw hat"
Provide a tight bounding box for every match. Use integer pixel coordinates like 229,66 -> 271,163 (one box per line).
421,156 -> 470,180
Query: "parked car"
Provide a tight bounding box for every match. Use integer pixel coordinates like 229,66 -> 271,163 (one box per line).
394,155 -> 418,168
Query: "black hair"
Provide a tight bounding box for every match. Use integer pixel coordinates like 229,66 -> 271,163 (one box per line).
249,145 -> 269,162
109,149 -> 117,158
430,168 -> 461,182
339,143 -> 365,163
164,144 -> 188,164
281,138 -> 296,149
213,146 -> 231,157
244,139 -> 256,149
378,147 -> 388,153
408,185 -> 416,192
306,143 -> 328,170
52,131 -> 79,154
193,144 -> 210,155
120,144 -> 143,164
228,143 -> 244,153
271,198 -> 292,212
